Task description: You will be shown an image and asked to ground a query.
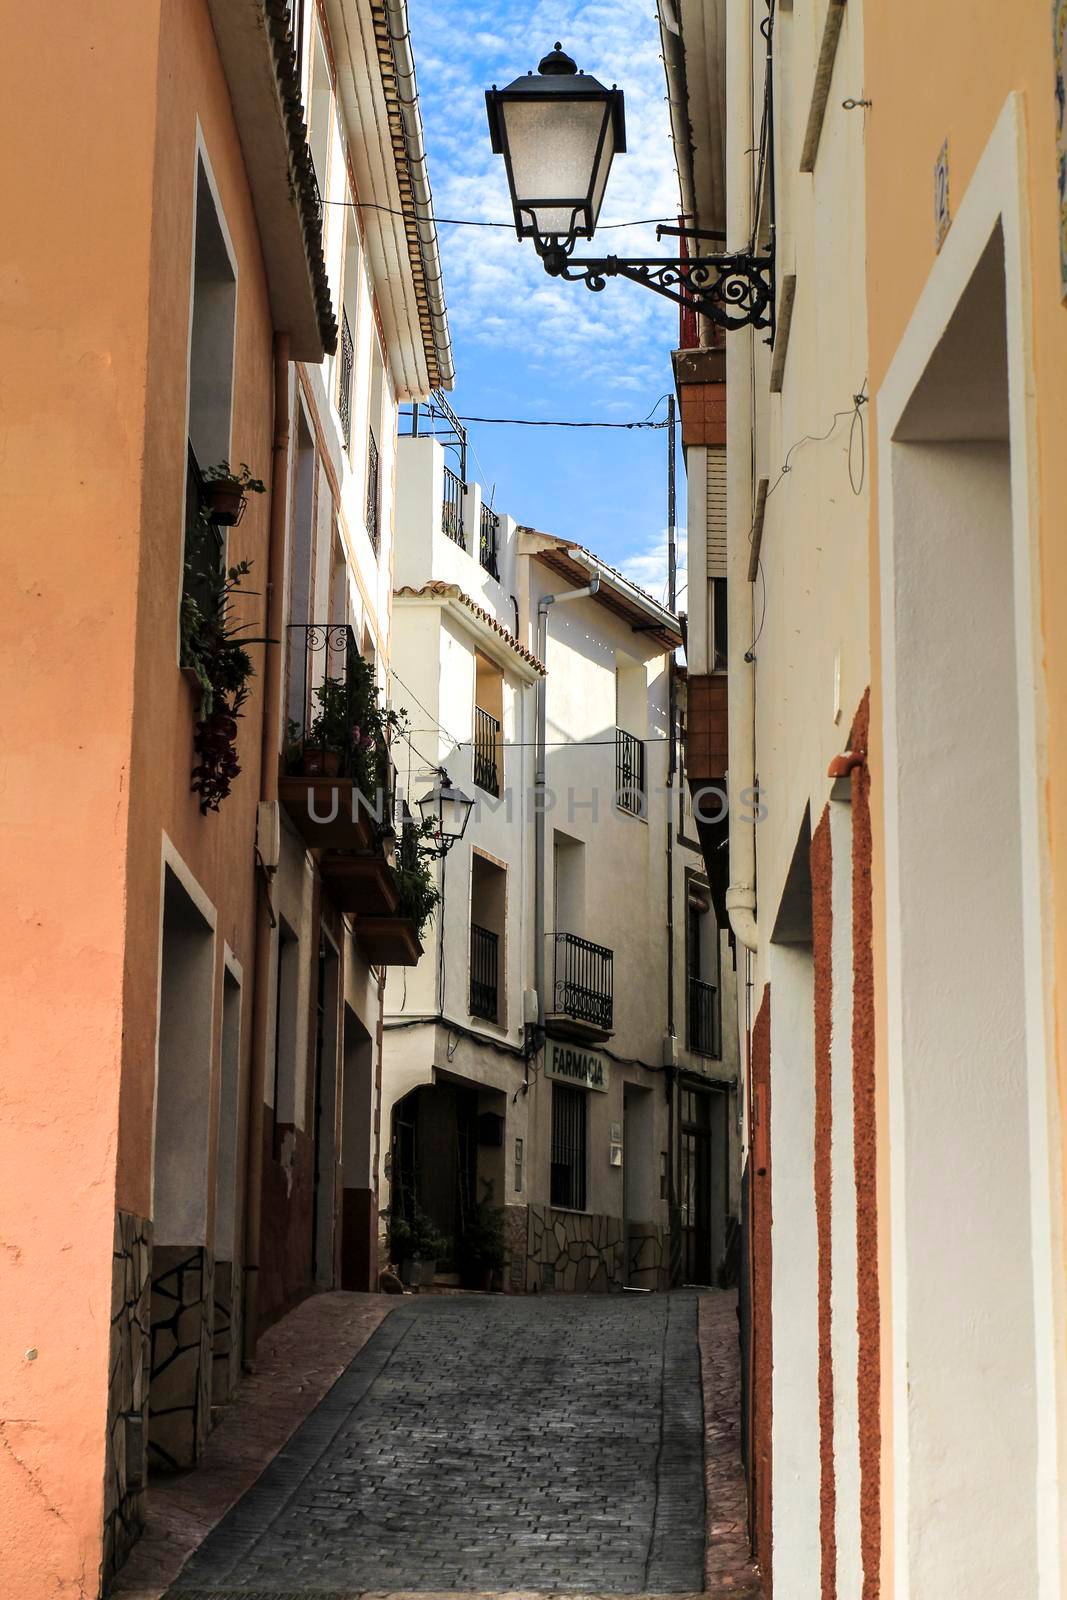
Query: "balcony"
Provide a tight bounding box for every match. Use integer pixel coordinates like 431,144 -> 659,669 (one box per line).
549,932 -> 614,1042
615,728 -> 646,817
479,503 -> 500,579
355,916 -> 422,967
688,976 -> 721,1059
470,923 -> 499,1021
442,464 -> 465,547
280,623 -> 385,852
474,706 -> 501,797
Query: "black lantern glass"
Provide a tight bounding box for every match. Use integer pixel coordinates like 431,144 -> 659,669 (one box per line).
415,771 -> 474,851
485,43 -> 626,244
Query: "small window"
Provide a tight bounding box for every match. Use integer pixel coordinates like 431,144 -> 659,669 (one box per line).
470,855 -> 506,1024
711,578 -> 728,672
550,1084 -> 587,1211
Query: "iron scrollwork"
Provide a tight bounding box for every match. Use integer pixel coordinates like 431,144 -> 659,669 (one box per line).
536,237 -> 774,334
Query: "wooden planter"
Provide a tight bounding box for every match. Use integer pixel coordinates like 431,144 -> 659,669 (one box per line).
278,776 -> 375,850
354,915 -> 422,967
319,853 -> 399,917
299,745 -> 340,777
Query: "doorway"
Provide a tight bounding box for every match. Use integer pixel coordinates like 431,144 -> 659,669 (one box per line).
881,213 -> 1046,1595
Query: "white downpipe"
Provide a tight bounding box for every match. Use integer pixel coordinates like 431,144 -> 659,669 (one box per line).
725,0 -> 758,953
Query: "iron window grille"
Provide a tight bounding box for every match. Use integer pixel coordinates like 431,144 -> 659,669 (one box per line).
615,727 -> 646,816
366,428 -> 380,553
688,975 -> 721,1059
474,706 -> 501,796
479,503 -> 500,578
338,308 -> 354,450
550,1083 -> 587,1211
469,923 -> 499,1021
442,465 -> 465,547
552,932 -> 613,1033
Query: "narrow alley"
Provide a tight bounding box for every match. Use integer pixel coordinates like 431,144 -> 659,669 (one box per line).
115,1291 -> 756,1599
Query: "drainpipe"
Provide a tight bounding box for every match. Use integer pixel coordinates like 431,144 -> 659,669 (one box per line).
724,0 -> 758,954
242,333 -> 290,1366
533,578 -> 601,1030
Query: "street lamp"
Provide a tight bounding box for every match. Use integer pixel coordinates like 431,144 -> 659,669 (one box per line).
486,44 -> 774,334
485,42 -> 625,244
415,769 -> 474,857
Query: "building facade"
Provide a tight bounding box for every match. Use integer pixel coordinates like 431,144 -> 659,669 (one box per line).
0,2 -> 449,1595
663,1 -> 1067,1597
378,433 -> 741,1295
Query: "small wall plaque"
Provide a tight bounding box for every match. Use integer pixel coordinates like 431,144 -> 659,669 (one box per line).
934,139 -> 951,252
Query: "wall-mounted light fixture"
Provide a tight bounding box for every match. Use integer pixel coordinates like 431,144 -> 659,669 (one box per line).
486,44 -> 774,333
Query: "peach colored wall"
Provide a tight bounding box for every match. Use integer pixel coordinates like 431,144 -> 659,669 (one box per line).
116,0 -> 275,1228
864,7 -> 1067,1593
0,10 -> 161,1597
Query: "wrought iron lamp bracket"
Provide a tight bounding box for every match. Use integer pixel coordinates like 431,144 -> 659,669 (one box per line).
535,234 -> 775,335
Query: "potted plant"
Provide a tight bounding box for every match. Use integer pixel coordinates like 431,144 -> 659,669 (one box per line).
459,1182 -> 509,1292
201,461 -> 266,526
381,1203 -> 451,1288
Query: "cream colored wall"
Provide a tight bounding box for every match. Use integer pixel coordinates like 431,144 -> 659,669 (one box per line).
738,0 -> 870,1006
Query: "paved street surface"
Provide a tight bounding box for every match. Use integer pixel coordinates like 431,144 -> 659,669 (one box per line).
168,1293 -> 706,1596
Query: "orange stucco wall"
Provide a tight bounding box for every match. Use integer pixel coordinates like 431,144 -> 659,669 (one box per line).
116,0 -> 274,1226
0,2 -> 277,1592
864,6 -> 1067,1594
0,10 -> 161,1596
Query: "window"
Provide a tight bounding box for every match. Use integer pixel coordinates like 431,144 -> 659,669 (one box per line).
337,213 -> 359,451
474,655 -> 504,796
183,155 -> 236,620
711,578 -> 728,673
307,26 -> 332,200
365,336 -> 384,553
615,655 -> 647,816
551,1084 -> 587,1211
687,880 -> 721,1058
470,854 -> 506,1024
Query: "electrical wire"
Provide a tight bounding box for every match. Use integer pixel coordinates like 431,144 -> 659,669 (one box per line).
321,197 -> 688,232
403,412 -> 670,430
747,385 -> 869,656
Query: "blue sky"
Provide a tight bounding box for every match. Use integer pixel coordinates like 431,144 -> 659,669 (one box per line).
408,0 -> 686,605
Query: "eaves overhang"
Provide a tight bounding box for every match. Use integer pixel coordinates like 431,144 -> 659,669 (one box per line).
207,0 -> 338,360
395,582 -> 545,680
327,0 -> 454,399
519,529 -> 683,654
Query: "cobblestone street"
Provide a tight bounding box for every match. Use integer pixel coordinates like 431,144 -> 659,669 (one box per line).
168,1293 -> 705,1596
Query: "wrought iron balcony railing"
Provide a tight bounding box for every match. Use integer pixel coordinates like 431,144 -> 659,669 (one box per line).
552,932 -> 613,1033
474,705 -> 501,796
442,465 -> 465,547
479,503 -> 500,578
338,308 -> 354,450
470,923 -> 499,1021
286,624 -> 395,831
615,727 -> 646,816
366,429 -> 380,553
688,975 -> 721,1059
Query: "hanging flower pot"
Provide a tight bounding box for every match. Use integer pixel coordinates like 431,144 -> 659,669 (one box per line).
200,462 -> 266,527
202,476 -> 246,526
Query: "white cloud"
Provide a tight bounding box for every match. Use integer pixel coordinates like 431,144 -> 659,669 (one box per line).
410,0 -> 681,379
618,526 -> 688,610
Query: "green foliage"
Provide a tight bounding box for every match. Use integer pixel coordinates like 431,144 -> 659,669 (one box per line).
392,817 -> 441,938
201,460 -> 266,494
180,500 -> 262,812
293,649 -> 409,807
459,1181 -> 509,1273
381,1202 -> 451,1264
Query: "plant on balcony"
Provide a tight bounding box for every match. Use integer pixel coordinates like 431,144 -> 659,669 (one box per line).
180,533 -> 261,813
292,652 -> 406,809
381,1202 -> 451,1286
458,1180 -> 508,1291
200,460 -> 266,526
392,818 -> 441,938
